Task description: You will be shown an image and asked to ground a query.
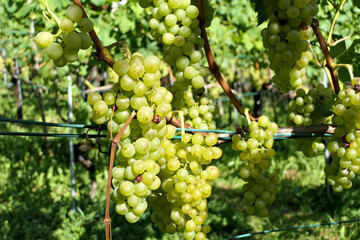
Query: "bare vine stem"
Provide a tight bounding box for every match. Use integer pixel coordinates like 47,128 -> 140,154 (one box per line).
103,111 -> 136,240
197,0 -> 256,121
72,0 -> 115,67
330,33 -> 360,47
327,0 -> 347,45
311,19 -> 340,94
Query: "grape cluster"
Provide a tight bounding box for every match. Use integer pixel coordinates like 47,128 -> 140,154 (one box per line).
139,0 -> 218,130
140,0 -> 205,88
110,122 -> 176,223
35,4 -> 93,67
288,84 -> 333,126
181,96 -> 217,130
232,116 -> 279,217
148,133 -> 222,239
88,52 -> 173,126
261,0 -> 319,92
87,52 -> 175,222
325,80 -> 360,192
288,84 -> 333,157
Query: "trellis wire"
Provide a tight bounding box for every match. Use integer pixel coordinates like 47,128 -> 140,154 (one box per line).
174,128 -> 333,140
0,117 -> 97,129
224,218 -> 360,239
0,132 -> 105,138
0,118 -> 334,140
68,75 -> 76,213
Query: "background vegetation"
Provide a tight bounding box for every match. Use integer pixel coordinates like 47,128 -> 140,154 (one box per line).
1,0 -> 360,239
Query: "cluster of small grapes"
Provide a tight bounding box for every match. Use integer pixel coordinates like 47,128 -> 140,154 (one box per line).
139,0 -> 206,85
88,52 -> 172,126
288,84 -> 333,157
87,52 -> 175,222
325,81 -> 360,192
35,5 -> 93,67
181,96 -> 217,130
294,138 -> 325,157
261,0 -> 319,92
288,84 -> 333,126
110,122 -> 177,223
139,0 -> 218,130
148,133 -> 222,239
232,116 -> 279,217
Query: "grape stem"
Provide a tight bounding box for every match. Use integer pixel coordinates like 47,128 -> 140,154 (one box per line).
84,79 -> 95,89
311,19 -> 340,94
103,111 -> 136,240
244,108 -> 251,125
215,124 -> 337,144
165,114 -> 207,137
72,0 -> 115,67
334,64 -> 354,80
44,0 -> 61,37
196,0 -> 256,121
179,111 -> 185,139
330,32 -> 360,47
327,0 -> 347,45
84,84 -> 114,94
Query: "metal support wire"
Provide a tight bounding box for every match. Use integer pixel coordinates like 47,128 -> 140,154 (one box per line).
0,125 -> 334,140
68,75 -> 76,213
224,219 -> 360,239
2,48 -> 8,85
0,132 -> 106,138
0,117 -> 98,129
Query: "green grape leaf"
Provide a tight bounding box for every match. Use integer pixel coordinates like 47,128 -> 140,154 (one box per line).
13,2 -> 37,18
338,67 -> 351,83
317,105 -> 332,117
337,39 -> 360,79
330,34 -> 346,59
353,0 -> 360,7
250,0 -> 268,26
117,15 -> 134,33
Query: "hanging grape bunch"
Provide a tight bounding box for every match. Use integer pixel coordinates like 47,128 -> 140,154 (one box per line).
139,0 -> 218,131
232,116 -> 279,217
148,133 -> 222,239
261,0 -> 319,92
326,79 -> 360,192
87,51 -> 175,223
288,84 -> 334,157
35,4 -> 93,67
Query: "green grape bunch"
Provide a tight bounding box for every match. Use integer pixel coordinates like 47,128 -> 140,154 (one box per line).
325,80 -> 360,192
35,4 -> 93,67
147,132 -> 222,239
261,0 -> 319,92
88,52 -> 176,223
232,116 -> 279,217
288,84 -> 334,157
288,84 -> 333,126
139,0 -> 219,131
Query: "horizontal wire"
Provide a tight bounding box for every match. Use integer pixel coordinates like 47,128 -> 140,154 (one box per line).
0,119 -> 334,139
224,218 -> 360,239
0,132 -> 106,138
0,117 -> 98,129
